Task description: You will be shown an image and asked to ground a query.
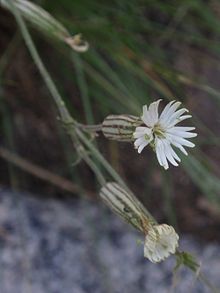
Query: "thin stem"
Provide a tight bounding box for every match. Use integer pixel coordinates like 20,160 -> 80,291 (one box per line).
8,0 -> 122,191
0,146 -> 87,195
7,0 -> 107,187
71,130 -> 106,186
198,272 -> 220,293
8,0 -> 123,187
82,153 -> 106,186
7,0 -> 72,124
75,128 -> 127,188
77,123 -> 103,132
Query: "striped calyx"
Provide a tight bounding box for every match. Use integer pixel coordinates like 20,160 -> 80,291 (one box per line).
100,182 -> 151,233
102,115 -> 142,142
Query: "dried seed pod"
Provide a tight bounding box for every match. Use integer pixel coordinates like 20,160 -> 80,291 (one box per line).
100,182 -> 151,233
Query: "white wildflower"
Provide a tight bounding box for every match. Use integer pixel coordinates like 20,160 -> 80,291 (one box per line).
144,224 -> 179,263
133,99 -> 197,169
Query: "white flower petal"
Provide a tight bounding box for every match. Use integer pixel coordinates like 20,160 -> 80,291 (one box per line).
134,99 -> 196,167
142,105 -> 150,126
164,108 -> 189,128
134,128 -> 153,153
133,132 -> 146,139
144,224 -> 179,263
133,127 -> 152,139
148,99 -> 161,125
134,137 -> 145,146
155,138 -> 169,170
159,101 -> 181,124
170,126 -> 195,132
163,142 -> 179,167
134,126 -> 149,133
155,144 -> 163,167
173,131 -> 197,139
142,100 -> 161,127
169,146 -> 181,162
167,127 -> 197,138
138,141 -> 149,153
167,134 -> 195,148
170,140 -> 188,155
172,114 -> 192,126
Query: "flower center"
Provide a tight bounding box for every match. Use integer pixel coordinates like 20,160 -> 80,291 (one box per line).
153,124 -> 165,138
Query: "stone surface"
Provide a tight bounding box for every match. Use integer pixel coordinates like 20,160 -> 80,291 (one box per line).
0,188 -> 219,293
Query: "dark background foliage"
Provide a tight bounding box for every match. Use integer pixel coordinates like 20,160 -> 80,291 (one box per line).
1,0 -> 220,241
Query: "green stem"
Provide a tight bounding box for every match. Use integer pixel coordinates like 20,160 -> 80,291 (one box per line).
82,152 -> 106,186
7,0 -> 72,124
71,130 -> 106,186
198,272 -> 220,293
7,0 -> 107,187
76,128 -> 127,188
77,123 -> 103,133
7,0 -> 158,222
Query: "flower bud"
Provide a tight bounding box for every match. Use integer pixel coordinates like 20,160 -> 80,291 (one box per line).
102,115 -> 142,142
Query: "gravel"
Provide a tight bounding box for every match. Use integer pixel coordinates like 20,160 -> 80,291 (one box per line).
0,188 -> 219,293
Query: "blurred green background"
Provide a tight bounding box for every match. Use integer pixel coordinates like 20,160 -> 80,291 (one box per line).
1,0 -> 220,240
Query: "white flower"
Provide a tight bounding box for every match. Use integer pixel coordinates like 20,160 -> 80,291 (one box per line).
133,99 -> 197,169
144,224 -> 179,263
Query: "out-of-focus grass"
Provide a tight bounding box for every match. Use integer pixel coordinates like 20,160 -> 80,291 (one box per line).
0,33 -> 21,190
42,0 -> 220,205
2,0 -> 220,217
